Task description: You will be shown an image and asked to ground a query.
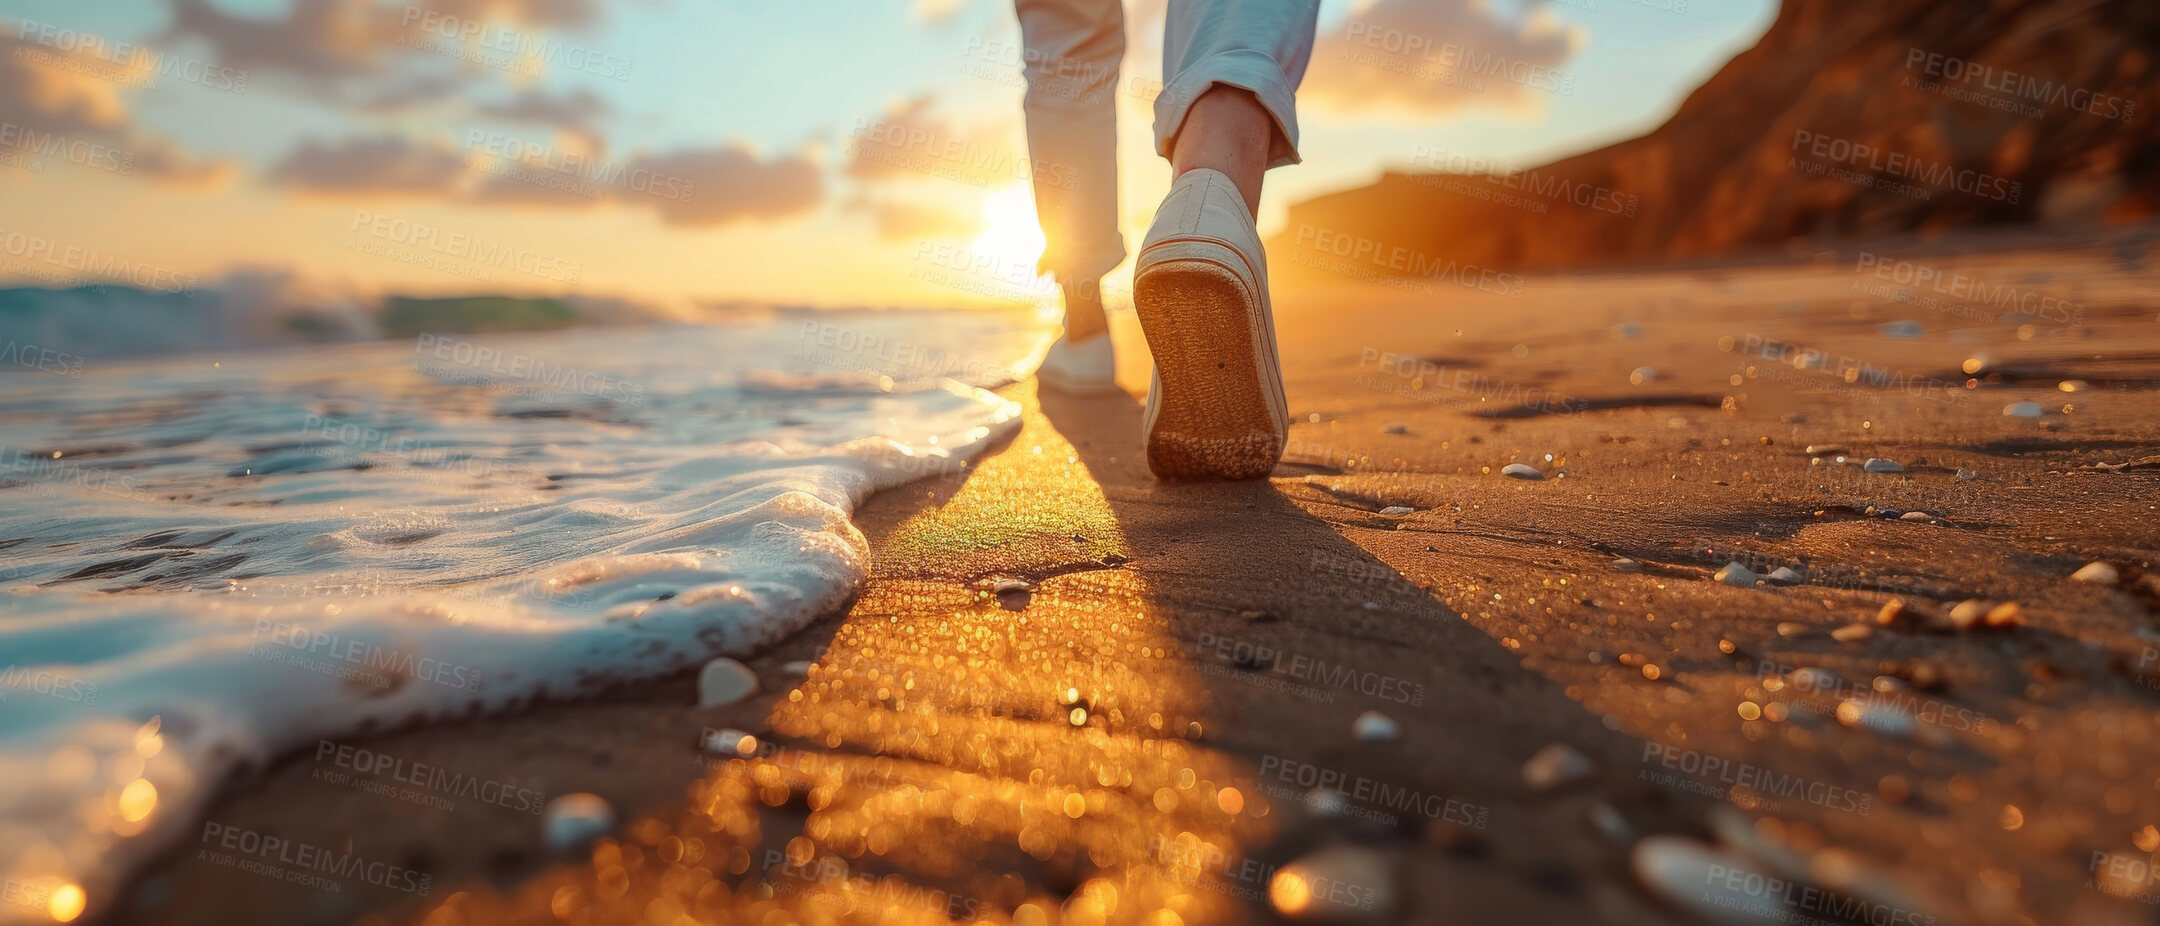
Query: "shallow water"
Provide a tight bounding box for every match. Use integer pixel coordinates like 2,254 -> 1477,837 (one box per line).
0,312 -> 1039,921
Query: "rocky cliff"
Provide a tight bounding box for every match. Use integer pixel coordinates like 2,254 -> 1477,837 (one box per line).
1273,0 -> 2160,281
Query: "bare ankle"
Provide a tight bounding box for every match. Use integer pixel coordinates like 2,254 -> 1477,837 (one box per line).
1169,86 -> 1271,215
1062,280 -> 1110,342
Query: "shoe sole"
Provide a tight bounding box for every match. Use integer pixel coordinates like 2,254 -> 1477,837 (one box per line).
1134,242 -> 1287,480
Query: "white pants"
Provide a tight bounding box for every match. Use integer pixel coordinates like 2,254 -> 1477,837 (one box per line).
1016,0 -> 1319,288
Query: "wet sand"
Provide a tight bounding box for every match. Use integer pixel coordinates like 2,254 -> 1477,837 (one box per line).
119,231 -> 2160,925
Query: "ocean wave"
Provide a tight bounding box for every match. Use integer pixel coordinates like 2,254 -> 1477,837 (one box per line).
0,318 -> 1033,921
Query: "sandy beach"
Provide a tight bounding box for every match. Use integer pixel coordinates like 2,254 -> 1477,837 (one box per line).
101,228 -> 2160,925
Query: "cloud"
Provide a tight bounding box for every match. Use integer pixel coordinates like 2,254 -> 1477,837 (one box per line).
160,0 -> 403,85
845,94 -> 1028,189
0,34 -> 234,187
0,35 -> 134,136
623,147 -> 822,227
158,0 -> 615,104
474,87 -> 611,149
266,135 -> 468,194
1302,0 -> 1584,118
270,132 -> 823,227
129,140 -> 240,187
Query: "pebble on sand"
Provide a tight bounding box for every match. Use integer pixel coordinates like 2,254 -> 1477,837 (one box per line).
1836,699 -> 1916,738
2003,401 -> 2044,418
697,657 -> 760,707
2072,561 -> 2120,586
1610,558 -> 1642,573
1501,463 -> 1544,480
1862,458 -> 1904,473
1633,837 -> 1795,924
1831,623 -> 1875,643
1714,563 -> 1758,587
1765,566 -> 1806,586
699,727 -> 757,756
992,577 -> 1033,611
1379,506 -> 1415,516
1352,711 -> 1401,743
1304,788 -> 1352,820
1269,845 -> 1396,921
1948,599 -> 1990,630
1874,598 -> 1910,626
1384,423 -> 1410,435
1803,445 -> 1845,457
1522,743 -> 1595,791
544,793 -> 617,853
1587,802 -> 1633,845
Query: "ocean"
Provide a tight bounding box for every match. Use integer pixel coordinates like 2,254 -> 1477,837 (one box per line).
0,299 -> 1042,917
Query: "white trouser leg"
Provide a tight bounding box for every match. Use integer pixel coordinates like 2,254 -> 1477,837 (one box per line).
1016,0 -> 1128,291
1156,0 -> 1320,170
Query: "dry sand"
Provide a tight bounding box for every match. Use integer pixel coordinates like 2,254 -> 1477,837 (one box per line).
117,230 -> 2160,925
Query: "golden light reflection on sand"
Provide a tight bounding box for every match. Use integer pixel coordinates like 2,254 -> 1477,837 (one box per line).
409,398 -> 1269,925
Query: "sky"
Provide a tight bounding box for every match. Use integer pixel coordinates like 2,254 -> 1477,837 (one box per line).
0,0 -> 1776,313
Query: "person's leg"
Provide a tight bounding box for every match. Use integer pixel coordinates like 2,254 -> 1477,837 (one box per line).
1130,0 -> 1318,479
1016,0 -> 1125,348
1167,86 -> 1274,219
1155,0 -> 1319,197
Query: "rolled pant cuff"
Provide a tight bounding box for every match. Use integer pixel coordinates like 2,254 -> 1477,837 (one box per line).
1153,50 -> 1304,170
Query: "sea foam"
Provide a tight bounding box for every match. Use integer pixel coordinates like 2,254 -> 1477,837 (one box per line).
0,312 -> 1039,921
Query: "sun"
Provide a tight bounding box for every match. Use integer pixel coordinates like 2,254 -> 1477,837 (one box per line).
969,185 -> 1047,273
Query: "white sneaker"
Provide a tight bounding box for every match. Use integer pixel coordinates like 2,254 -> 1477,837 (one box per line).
1132,168 -> 1288,480
1037,332 -> 1120,394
